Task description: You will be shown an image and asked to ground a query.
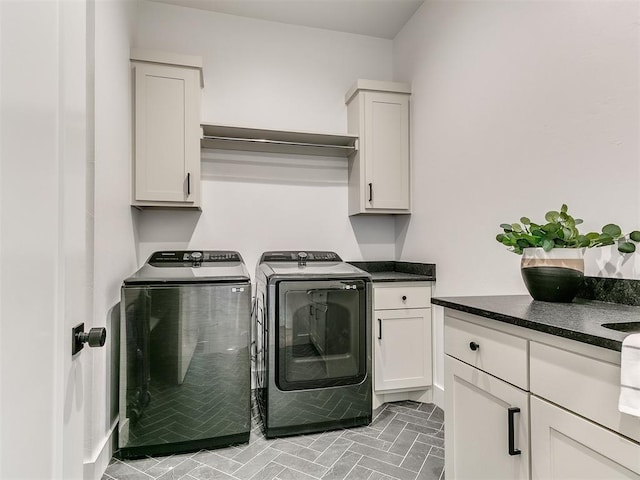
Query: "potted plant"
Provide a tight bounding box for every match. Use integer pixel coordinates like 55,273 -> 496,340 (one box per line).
496,204 -> 640,302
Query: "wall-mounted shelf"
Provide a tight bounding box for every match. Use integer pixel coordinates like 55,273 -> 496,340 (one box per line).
200,123 -> 358,157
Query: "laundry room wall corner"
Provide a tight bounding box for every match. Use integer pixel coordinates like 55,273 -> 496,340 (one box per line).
90,0 -> 138,478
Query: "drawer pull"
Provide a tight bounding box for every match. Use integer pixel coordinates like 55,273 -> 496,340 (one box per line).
402,295 -> 407,301
469,341 -> 480,351
378,318 -> 382,340
508,407 -> 521,456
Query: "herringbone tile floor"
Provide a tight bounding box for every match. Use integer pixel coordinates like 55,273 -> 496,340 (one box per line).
103,400 -> 445,480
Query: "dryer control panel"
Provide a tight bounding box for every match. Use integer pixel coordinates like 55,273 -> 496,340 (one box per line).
260,251 -> 342,263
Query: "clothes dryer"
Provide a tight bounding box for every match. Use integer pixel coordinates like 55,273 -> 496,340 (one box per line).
253,251 -> 372,438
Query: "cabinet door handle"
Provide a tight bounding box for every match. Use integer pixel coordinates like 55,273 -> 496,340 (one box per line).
508,407 -> 521,456
378,318 -> 382,340
469,341 -> 480,351
402,295 -> 407,302
368,183 -> 373,202
187,172 -> 191,196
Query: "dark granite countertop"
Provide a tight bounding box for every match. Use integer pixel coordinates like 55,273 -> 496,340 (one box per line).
348,261 -> 436,282
431,295 -> 640,352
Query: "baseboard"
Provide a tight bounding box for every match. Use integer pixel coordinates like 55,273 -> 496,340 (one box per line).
432,383 -> 444,411
373,387 -> 434,410
83,420 -> 117,480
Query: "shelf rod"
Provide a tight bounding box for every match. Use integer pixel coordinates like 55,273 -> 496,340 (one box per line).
201,135 -> 357,151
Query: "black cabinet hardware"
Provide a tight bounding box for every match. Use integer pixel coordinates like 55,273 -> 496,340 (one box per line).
508,407 -> 521,456
469,341 -> 480,351
368,183 -> 373,202
378,318 -> 382,339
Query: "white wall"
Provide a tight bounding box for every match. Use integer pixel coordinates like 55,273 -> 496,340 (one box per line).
88,0 -> 138,477
395,0 -> 640,295
394,0 -> 640,401
133,1 -> 398,271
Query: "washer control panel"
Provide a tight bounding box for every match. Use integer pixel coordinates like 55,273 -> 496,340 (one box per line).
148,250 -> 242,266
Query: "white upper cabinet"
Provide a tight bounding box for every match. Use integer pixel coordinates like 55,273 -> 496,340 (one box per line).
346,80 -> 411,215
131,50 -> 203,209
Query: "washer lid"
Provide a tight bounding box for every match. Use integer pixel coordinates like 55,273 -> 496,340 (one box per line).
124,250 -> 250,284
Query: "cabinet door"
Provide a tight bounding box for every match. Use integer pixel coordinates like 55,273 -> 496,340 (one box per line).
531,396 -> 640,480
363,91 -> 409,211
445,355 -> 530,480
374,308 -> 431,391
133,63 -> 200,205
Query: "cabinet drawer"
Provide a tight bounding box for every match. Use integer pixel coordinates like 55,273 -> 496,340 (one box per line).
530,341 -> 639,444
445,315 -> 528,390
374,285 -> 431,310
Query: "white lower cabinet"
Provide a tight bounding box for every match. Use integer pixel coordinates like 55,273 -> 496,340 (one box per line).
444,310 -> 640,480
373,282 -> 432,407
531,396 -> 640,480
375,307 -> 431,391
444,337 -> 529,479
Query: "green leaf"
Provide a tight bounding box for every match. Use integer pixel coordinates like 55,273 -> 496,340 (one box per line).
561,204 -> 568,213
542,238 -> 554,251
578,237 -> 591,248
545,211 -> 560,222
563,227 -> 574,241
496,234 -> 505,243
500,223 -> 513,232
630,231 -> 640,242
602,224 -> 622,237
520,217 -> 531,225
511,223 -> 523,233
542,223 -> 559,233
574,218 -> 583,225
618,242 -> 636,254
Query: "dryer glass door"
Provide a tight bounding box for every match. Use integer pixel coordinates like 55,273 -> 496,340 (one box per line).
276,279 -> 367,391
